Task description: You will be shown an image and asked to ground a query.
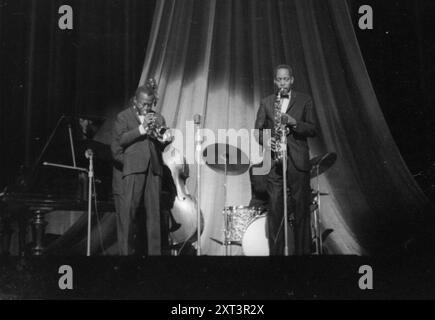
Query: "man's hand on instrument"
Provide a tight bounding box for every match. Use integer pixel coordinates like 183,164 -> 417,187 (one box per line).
281,113 -> 297,127
157,129 -> 174,144
144,113 -> 155,125
139,123 -> 149,135
268,137 -> 278,150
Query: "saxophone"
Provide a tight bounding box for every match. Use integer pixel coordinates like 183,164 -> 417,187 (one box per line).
271,88 -> 287,162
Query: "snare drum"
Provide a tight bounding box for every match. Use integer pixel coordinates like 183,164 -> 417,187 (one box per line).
223,206 -> 263,243
242,214 -> 270,256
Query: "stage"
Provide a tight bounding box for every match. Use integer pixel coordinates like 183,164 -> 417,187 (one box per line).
1,255 -> 434,300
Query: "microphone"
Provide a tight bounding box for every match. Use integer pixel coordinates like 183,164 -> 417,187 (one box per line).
194,114 -> 201,125
280,87 -> 289,98
85,149 -> 93,159
194,114 -> 202,144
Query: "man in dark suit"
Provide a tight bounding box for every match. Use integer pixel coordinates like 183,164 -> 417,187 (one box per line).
111,85 -> 171,255
254,64 -> 317,255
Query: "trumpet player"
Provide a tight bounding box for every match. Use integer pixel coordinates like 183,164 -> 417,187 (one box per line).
111,84 -> 171,256
254,64 -> 317,255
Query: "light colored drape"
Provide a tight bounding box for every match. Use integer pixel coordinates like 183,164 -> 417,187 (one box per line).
139,0 -> 430,255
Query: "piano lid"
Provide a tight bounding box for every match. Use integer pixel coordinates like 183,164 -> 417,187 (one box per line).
6,114 -> 113,201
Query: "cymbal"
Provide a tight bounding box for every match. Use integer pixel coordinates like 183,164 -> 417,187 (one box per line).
209,237 -> 241,246
311,190 -> 329,196
310,152 -> 337,178
202,143 -> 250,176
322,229 -> 334,242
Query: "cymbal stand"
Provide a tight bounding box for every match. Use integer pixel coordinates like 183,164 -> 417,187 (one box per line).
312,164 -> 322,255
223,152 -> 230,256
195,120 -> 202,256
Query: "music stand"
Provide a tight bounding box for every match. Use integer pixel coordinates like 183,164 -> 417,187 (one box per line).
38,114 -> 99,256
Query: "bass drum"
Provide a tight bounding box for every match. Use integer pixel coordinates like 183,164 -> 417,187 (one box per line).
241,214 -> 269,256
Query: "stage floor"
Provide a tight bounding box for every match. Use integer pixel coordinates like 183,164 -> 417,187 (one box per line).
1,255 -> 434,300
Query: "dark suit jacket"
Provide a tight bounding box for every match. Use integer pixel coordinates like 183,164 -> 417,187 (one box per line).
111,104 -> 167,177
255,91 -> 317,171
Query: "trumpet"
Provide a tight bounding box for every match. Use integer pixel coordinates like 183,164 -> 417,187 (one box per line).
138,78 -> 172,143
143,110 -> 171,142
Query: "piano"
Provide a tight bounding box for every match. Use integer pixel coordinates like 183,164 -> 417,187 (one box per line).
0,115 -> 115,256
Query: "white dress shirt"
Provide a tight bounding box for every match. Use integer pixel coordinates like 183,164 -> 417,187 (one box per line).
138,115 -> 147,135
280,91 -> 291,113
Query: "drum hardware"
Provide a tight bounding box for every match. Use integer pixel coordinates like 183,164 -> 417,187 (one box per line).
311,190 -> 329,198
194,114 -> 202,256
209,236 -> 251,248
168,240 -> 193,256
223,206 -> 231,255
203,142 -> 250,255
309,152 -> 337,255
210,206 -> 269,256
209,237 -> 226,246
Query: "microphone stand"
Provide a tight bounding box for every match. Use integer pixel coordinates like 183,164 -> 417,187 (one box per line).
43,148 -> 95,257
85,149 -> 94,256
316,166 -> 322,254
313,157 -> 326,255
281,123 -> 289,256
277,88 -> 291,256
194,116 -> 202,256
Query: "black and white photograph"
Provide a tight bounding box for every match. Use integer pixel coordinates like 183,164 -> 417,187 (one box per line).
0,0 -> 434,302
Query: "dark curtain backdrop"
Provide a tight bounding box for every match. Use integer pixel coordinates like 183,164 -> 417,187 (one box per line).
0,0 -> 155,187
349,0 -> 435,176
140,0 -> 432,255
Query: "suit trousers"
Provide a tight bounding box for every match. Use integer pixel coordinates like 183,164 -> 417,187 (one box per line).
267,160 -> 311,255
117,171 -> 162,255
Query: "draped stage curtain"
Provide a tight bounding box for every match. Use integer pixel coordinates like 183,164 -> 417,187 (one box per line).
0,0 -> 154,184
139,0 -> 431,255
0,0 -> 155,255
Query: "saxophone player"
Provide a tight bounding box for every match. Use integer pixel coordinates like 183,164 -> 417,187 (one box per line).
254,64 -> 317,255
111,83 -> 171,256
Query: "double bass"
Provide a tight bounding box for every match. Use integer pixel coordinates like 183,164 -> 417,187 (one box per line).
162,143 -> 204,246
144,78 -> 204,248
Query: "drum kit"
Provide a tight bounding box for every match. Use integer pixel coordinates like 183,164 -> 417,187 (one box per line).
203,142 -> 337,256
